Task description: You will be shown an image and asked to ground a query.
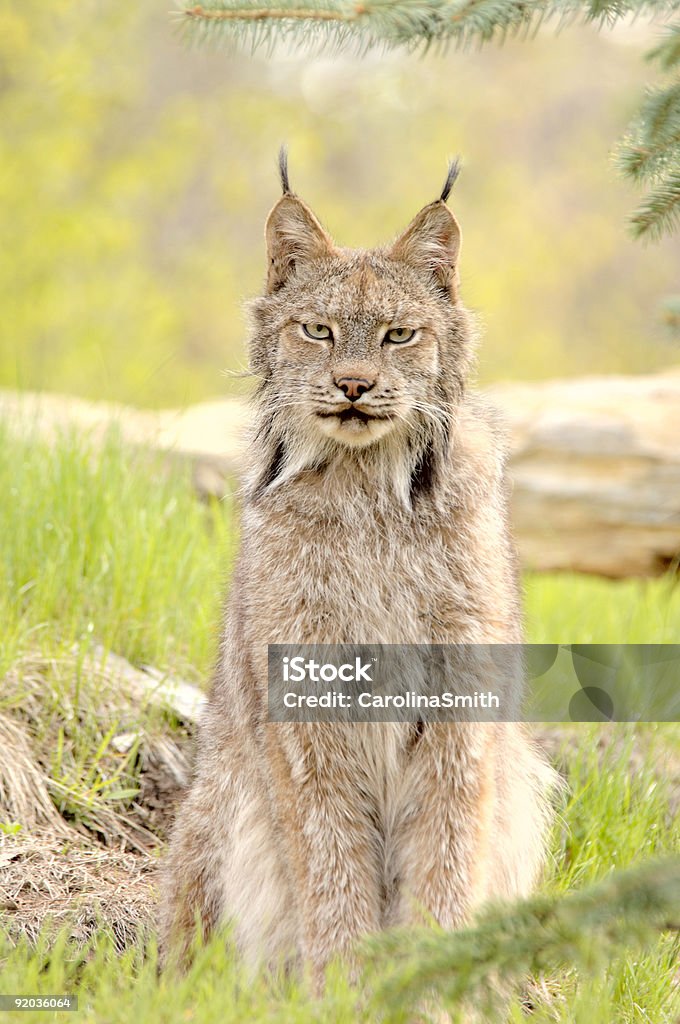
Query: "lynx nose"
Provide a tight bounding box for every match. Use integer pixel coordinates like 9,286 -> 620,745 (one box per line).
335,376 -> 375,402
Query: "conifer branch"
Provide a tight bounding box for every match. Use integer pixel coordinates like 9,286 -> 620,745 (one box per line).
618,25 -> 680,238
629,169 -> 680,237
184,5 -> 358,24
661,294 -> 680,331
178,0 -> 680,49
648,21 -> 680,69
362,858 -> 680,1016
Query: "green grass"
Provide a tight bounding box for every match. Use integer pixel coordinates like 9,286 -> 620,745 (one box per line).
524,573 -> 680,645
1,423 -> 679,1022
0,422 -> 237,682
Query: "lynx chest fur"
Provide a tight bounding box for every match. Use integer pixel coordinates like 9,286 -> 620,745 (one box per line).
239,413 -> 511,652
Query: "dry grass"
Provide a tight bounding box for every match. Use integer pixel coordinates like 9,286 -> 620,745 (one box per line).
0,832 -> 155,951
0,648 -> 193,949
1,648 -> 191,852
0,714 -> 72,839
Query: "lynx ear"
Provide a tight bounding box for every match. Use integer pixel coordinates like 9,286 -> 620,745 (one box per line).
389,201 -> 462,301
265,195 -> 335,294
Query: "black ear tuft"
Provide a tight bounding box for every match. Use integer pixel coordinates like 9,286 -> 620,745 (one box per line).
439,158 -> 461,204
278,145 -> 291,195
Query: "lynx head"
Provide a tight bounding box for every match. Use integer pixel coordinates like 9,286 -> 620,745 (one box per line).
248,149 -> 477,504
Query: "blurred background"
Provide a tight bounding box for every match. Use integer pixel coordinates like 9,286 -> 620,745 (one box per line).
1,3 -> 678,409
2,15 -> 680,1012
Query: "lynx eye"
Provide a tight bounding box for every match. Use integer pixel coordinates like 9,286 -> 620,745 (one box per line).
302,323 -> 333,342
385,327 -> 416,345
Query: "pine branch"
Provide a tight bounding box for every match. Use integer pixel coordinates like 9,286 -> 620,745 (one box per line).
648,21 -> 680,70
618,136 -> 678,181
629,169 -> 680,237
618,80 -> 680,181
183,3 -> 356,24
617,23 -> 680,237
586,0 -> 680,19
645,80 -> 680,144
362,858 -> 680,1017
176,0 -> 666,55
661,294 -> 680,333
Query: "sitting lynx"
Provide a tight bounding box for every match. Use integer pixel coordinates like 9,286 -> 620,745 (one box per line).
160,151 -> 554,984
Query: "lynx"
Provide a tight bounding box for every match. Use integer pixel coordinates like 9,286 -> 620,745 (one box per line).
160,151 -> 554,985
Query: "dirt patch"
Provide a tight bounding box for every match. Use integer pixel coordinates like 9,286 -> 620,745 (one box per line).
132,733 -> 191,842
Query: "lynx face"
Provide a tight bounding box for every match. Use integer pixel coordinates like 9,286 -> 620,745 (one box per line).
248,163 -> 475,493
260,252 -> 458,450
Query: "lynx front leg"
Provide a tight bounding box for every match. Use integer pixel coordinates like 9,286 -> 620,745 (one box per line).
159,775 -> 231,968
393,724 -> 496,930
265,723 -> 383,988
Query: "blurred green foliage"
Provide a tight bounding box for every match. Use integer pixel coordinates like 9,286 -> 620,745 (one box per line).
1,4 -> 678,407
